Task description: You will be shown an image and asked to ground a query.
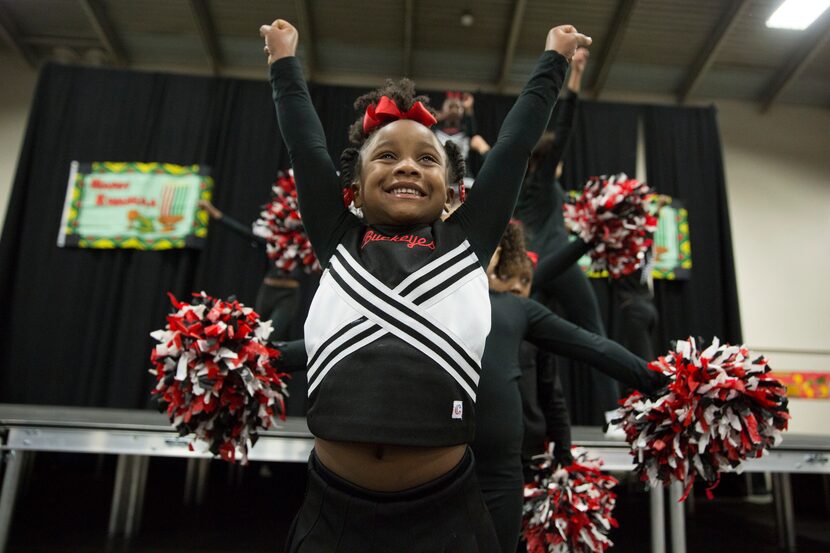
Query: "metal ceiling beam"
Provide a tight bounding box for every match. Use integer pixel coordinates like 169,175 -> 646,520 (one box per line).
80,0 -> 128,66
188,0 -> 222,75
294,0 -> 316,78
587,0 -> 637,99
23,35 -> 101,49
677,0 -> 751,103
760,12 -> 830,113
496,0 -> 527,91
0,5 -> 37,68
403,0 -> 414,76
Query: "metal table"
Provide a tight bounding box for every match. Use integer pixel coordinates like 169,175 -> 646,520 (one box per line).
1,404 -> 828,553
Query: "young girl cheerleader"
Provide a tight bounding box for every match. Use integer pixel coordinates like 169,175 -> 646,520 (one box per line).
473,222 -> 666,553
261,17 -> 590,552
271,222 -> 664,553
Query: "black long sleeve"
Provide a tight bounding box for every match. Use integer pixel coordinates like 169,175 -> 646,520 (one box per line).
449,51 -> 568,263
274,339 -> 308,373
548,91 -> 577,168
214,212 -> 266,247
270,58 -> 359,266
520,296 -> 665,394
532,238 -> 591,288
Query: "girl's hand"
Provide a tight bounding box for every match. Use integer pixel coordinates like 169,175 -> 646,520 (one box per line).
470,134 -> 491,155
260,19 -> 299,64
198,199 -> 222,220
571,47 -> 589,74
545,25 -> 592,62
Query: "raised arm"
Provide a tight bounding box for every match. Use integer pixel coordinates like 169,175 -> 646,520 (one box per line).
547,48 -> 588,168
262,20 -> 354,265
522,297 -> 667,394
199,199 -> 266,247
451,26 -> 590,263
531,238 -> 592,289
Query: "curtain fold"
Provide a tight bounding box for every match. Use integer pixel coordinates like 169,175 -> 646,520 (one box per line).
643,105 -> 742,347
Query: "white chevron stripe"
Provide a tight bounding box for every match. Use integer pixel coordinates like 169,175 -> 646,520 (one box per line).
334,247 -> 482,374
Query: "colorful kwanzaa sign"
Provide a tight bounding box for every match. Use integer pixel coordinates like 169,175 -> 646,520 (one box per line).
771,372 -> 830,400
572,194 -> 693,280
58,162 -> 213,250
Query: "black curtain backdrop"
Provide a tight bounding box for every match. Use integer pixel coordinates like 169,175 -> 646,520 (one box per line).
0,64 -> 288,407
0,63 -> 740,411
643,105 -> 742,347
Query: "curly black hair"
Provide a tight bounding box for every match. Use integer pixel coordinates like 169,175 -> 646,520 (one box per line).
497,221 -> 533,278
339,78 -> 465,193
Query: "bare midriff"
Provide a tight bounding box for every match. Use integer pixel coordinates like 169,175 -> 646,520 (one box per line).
314,437 -> 467,492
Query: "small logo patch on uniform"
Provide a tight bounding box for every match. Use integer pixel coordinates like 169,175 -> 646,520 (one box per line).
452,401 -> 463,419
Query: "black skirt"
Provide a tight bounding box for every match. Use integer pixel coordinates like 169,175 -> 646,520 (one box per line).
286,448 -> 500,553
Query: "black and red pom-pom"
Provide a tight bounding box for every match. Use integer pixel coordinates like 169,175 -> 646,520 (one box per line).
149,292 -> 290,463
563,173 -> 657,278
613,338 -> 790,500
523,446 -> 619,553
252,170 -> 320,274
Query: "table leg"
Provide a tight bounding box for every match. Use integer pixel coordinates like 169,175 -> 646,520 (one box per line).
195,459 -> 210,506
183,458 -> 197,506
650,484 -> 666,553
669,481 -> 687,553
0,450 -> 29,553
124,456 -> 149,538
108,454 -> 130,538
779,473 -> 796,553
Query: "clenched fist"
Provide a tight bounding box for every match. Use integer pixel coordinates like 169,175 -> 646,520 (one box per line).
571,47 -> 589,74
545,25 -> 592,62
259,19 -> 298,64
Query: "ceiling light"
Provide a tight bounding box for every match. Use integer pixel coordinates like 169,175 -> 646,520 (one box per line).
460,10 -> 474,27
766,0 -> 830,30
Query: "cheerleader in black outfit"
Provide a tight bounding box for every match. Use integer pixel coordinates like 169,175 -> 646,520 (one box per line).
434,92 -> 491,177
262,18 -> 589,552
273,224 -> 665,552
472,223 -> 666,552
198,199 -> 302,343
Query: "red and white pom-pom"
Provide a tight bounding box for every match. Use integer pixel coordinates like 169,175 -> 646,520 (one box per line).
613,338 -> 790,500
563,173 -> 658,278
523,445 -> 619,553
252,170 -> 320,273
149,292 -> 290,463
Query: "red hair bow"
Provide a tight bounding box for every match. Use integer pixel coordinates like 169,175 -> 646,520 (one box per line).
362,96 -> 437,135
526,251 -> 539,269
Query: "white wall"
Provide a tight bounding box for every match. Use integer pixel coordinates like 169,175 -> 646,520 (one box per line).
0,54 -> 828,432
717,102 -> 830,436
0,51 -> 37,231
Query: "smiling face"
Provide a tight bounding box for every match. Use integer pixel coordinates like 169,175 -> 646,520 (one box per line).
354,119 -> 451,227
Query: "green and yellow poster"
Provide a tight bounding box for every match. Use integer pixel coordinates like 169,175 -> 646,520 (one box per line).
58,161 -> 213,250
572,194 -> 692,280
